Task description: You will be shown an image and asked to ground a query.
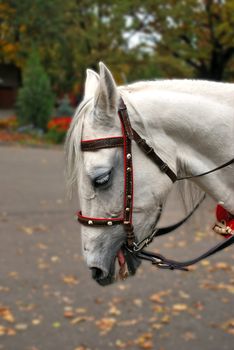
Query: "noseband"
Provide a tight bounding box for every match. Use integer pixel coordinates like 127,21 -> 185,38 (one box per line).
76,97 -> 234,270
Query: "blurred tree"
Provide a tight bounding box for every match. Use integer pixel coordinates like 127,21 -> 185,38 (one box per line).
16,50 -> 54,130
125,0 -> 234,81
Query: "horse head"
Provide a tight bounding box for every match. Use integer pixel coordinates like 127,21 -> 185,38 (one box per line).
66,63 -> 174,285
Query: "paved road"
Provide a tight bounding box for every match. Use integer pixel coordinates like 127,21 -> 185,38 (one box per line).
0,146 -> 233,350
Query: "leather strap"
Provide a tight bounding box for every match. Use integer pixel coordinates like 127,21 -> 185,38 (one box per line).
77,211 -> 123,226
136,233 -> 234,270
77,96 -> 234,269
177,158 -> 234,181
132,129 -> 177,183
81,137 -> 124,151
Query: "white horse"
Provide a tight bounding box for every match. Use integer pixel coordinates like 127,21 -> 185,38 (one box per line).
66,62 -> 234,285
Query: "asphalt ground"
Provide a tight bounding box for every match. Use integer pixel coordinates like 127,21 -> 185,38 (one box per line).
0,146 -> 233,350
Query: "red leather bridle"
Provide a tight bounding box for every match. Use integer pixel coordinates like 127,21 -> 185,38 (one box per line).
76,97 -> 234,270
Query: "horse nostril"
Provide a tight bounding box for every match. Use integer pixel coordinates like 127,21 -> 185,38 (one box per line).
91,267 -> 103,280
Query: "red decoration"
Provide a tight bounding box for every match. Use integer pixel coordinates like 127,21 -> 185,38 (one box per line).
215,204 -> 234,238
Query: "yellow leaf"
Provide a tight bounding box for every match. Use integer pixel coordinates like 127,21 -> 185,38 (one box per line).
0,307 -> 15,323
108,304 -> 121,316
62,275 -> 79,285
172,304 -> 188,312
71,316 -> 93,325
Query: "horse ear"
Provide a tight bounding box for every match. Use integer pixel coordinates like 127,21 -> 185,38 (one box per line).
94,62 -> 119,124
84,69 -> 100,100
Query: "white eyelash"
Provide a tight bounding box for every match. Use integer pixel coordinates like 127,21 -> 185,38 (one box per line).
95,173 -> 110,185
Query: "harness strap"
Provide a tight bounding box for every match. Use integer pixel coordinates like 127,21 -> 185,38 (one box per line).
132,129 -> 177,183
136,233 -> 234,271
177,158 -> 234,181
132,195 -> 206,252
81,137 -> 124,151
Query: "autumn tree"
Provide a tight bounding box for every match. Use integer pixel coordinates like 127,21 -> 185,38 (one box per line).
125,0 -> 234,81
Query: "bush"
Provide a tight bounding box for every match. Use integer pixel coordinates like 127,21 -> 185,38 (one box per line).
16,50 -> 54,131
47,116 -> 72,144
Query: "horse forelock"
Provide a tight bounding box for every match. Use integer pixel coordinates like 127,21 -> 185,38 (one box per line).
65,98 -> 93,198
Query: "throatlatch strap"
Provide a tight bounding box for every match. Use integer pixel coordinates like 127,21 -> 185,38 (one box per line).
132,129 -> 177,183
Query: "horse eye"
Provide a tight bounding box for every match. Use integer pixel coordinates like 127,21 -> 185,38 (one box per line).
94,171 -> 112,188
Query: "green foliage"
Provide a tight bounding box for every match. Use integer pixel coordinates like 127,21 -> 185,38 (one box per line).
16,50 -> 54,130
46,128 -> 66,144
125,0 -> 234,81
1,0 -> 234,86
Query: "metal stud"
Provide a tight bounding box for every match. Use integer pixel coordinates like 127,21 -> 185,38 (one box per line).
127,153 -> 131,159
127,167 -> 131,172
107,221 -> 113,226
127,195 -> 132,199
125,207 -> 130,212
88,220 -> 93,225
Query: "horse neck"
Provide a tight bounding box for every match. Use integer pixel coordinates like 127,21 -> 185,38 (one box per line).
121,83 -> 234,213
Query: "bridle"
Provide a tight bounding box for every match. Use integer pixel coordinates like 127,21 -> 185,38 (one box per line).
76,97 -> 234,271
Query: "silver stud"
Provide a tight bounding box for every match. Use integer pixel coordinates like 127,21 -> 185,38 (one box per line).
88,220 -> 93,225
127,167 -> 131,172
125,208 -> 130,212
127,153 -> 131,159
127,195 -> 132,199
107,221 -> 113,226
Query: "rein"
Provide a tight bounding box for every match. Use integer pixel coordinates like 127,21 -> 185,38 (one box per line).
77,97 -> 234,271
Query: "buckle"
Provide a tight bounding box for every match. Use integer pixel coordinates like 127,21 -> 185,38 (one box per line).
146,147 -> 153,155
160,163 -> 169,172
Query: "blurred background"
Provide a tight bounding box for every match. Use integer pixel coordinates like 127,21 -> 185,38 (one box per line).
0,1 -> 233,349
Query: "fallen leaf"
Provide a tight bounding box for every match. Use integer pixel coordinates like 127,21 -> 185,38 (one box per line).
212,262 -> 231,271
160,315 -> 171,324
51,256 -> 60,262
135,332 -> 153,349
64,307 -> 74,319
95,317 -> 116,334
115,339 -> 127,348
70,316 -> 93,325
62,275 -> 79,286
178,290 -> 190,299
181,331 -> 196,341
118,319 -> 140,326
0,307 -> 15,323
32,319 -> 41,326
75,308 -> 87,314
0,325 -> 16,336
151,323 -> 163,330
200,260 -> 210,267
220,319 -> 234,334
108,304 -> 121,316
52,322 -> 61,328
20,226 -> 34,235
37,243 -> 48,250
149,290 -> 171,304
133,298 -> 143,307
15,323 -> 28,331
200,282 -> 234,294
172,304 -> 188,312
